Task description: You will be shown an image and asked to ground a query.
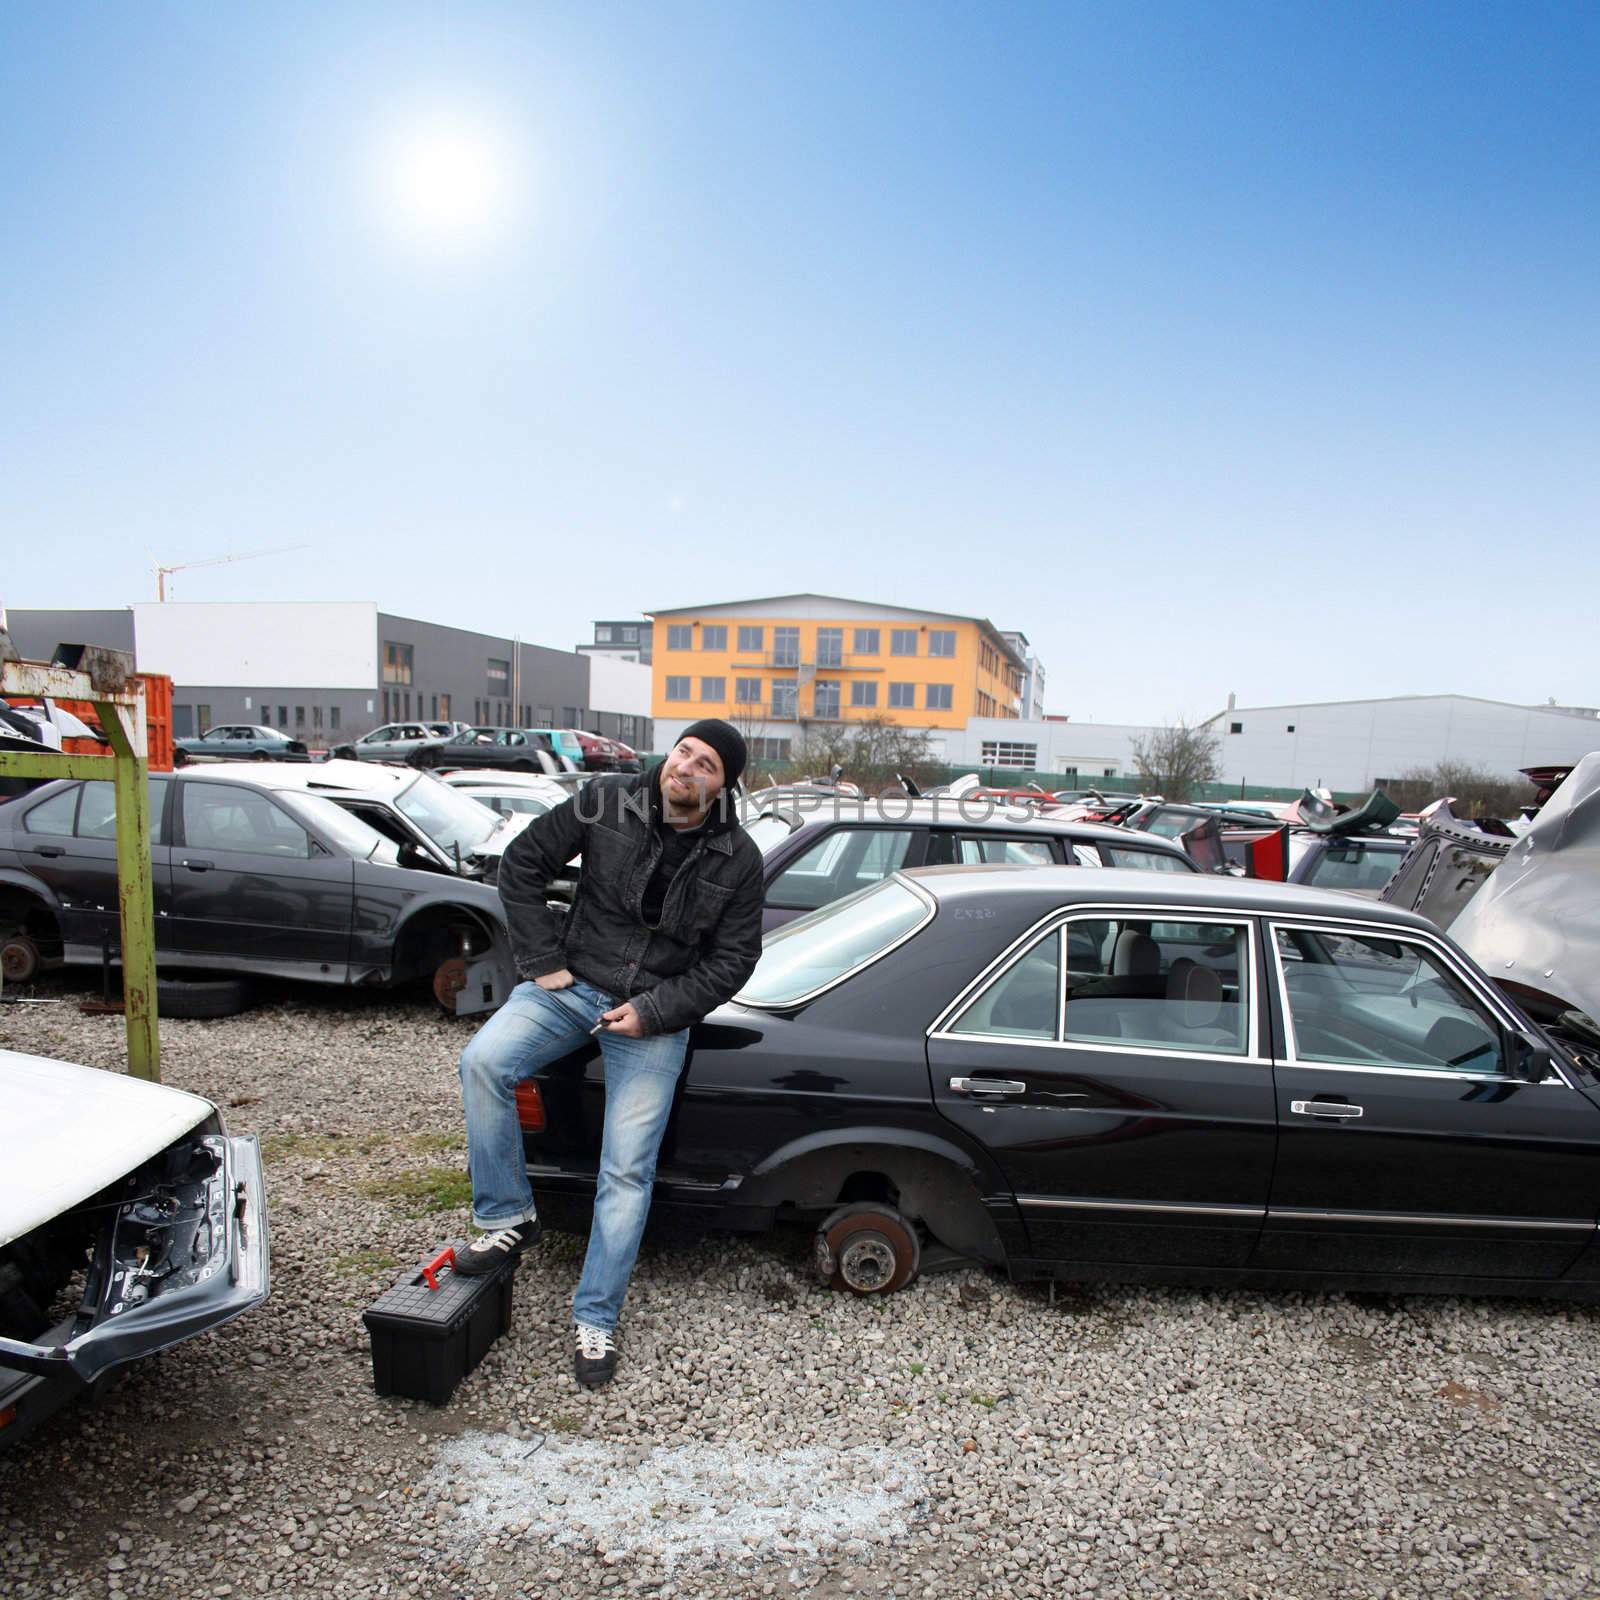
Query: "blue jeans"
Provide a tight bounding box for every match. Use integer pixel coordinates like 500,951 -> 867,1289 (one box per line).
458,978 -> 688,1332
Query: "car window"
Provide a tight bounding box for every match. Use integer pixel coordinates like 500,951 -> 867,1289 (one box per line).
738,878 -> 932,1006
767,828 -> 917,912
474,793 -> 550,817
23,786 -> 79,834
1101,846 -> 1193,873
1274,926 -> 1505,1075
1071,842 -> 1104,867
1063,917 -> 1251,1056
182,782 -> 314,858
78,778 -> 170,845
925,833 -> 1055,867
1302,843 -> 1404,894
276,790 -> 395,862
950,932 -> 1061,1039
362,728 -> 390,743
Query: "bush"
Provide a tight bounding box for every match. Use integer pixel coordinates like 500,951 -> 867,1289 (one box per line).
1383,762 -> 1535,819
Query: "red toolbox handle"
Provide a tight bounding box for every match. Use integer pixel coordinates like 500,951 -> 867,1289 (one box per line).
420,1247 -> 457,1291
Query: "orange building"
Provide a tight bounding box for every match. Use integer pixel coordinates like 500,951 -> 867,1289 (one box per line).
647,594 -> 1025,760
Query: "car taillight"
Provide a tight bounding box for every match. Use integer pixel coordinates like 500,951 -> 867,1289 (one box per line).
0,1404 -> 16,1432
515,1081 -> 545,1131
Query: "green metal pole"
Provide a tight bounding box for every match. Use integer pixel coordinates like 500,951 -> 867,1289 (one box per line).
95,701 -> 160,1082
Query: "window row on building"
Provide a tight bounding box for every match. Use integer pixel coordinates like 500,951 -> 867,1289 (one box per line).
662,677 -> 955,715
663,623 -> 958,663
384,641 -> 552,705
980,741 -> 1041,768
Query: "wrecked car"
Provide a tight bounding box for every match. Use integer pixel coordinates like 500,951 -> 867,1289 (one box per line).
172,724 -> 311,764
407,726 -> 562,774
518,866 -> 1600,1300
745,793 -> 1199,931
0,1049 -> 269,1446
206,760 -> 536,884
0,769 -> 516,1014
1378,798 -> 1517,930
329,720 -> 469,763
1450,752 -> 1600,1052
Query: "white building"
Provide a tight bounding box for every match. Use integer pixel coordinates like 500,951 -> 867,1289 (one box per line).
1204,695 -> 1600,794
944,717 -> 1153,782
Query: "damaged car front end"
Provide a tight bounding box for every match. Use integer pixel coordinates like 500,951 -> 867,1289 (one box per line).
0,1051 -> 269,1447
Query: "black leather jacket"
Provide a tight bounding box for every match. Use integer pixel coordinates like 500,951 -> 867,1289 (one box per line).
496,765 -> 765,1036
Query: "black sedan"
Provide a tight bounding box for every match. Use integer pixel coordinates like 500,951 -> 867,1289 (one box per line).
517,867 -> 1600,1300
0,773 -> 515,1014
408,726 -> 560,773
173,724 -> 310,764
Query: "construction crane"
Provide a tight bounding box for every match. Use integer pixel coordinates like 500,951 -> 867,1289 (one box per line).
154,543 -> 308,601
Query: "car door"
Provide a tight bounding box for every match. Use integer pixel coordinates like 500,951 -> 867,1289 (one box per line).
357,725 -> 398,760
927,908 -> 1277,1267
761,825 -> 923,930
15,782 -> 175,956
1255,920 -> 1600,1279
69,778 -> 176,955
169,779 -> 354,974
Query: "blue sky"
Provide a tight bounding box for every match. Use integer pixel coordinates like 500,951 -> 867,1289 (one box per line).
2,2 -> 1595,724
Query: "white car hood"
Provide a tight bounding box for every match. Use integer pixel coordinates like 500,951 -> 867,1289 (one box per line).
0,1050 -> 216,1249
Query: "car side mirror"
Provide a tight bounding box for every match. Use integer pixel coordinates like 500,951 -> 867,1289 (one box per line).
1507,1028 -> 1553,1083
397,842 -> 433,872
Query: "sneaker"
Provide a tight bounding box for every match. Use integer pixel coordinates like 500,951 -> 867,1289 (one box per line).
574,1323 -> 620,1388
453,1220 -> 541,1276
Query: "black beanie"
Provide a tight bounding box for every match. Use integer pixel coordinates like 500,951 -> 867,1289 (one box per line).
678,718 -> 747,793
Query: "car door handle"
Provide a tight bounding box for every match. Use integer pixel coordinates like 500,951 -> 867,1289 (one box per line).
1290,1100 -> 1363,1120
181,858 -> 215,872
949,1077 -> 1028,1097
33,845 -> 66,857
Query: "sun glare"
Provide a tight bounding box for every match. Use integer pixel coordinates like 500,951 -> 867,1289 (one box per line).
379,115 -> 512,247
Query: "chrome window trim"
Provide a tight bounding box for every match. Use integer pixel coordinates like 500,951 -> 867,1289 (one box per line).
1017,1196 -> 1266,1219
1266,918 -> 1576,1090
735,873 -> 937,1011
1268,1208 -> 1593,1232
927,902 -> 1260,1063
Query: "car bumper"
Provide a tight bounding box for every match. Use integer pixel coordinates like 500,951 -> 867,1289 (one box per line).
0,1132 -> 270,1443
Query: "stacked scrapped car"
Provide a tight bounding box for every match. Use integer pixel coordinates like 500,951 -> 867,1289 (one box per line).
172,724 -> 310,765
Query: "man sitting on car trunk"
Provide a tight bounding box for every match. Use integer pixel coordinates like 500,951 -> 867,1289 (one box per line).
454,720 -> 765,1387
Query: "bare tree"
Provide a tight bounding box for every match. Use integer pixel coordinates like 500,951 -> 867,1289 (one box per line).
1384,761 -> 1534,819
789,717 -> 937,794
1130,721 -> 1223,802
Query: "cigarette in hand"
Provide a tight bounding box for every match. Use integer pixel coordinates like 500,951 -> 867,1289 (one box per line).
589,1017 -> 608,1035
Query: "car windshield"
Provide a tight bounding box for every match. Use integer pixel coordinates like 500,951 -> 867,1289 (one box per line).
395,774 -> 500,856
278,790 -> 397,862
738,877 -> 932,1007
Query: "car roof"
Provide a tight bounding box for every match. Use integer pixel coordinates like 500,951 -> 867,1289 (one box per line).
442,769 -> 562,787
182,759 -> 417,798
763,797 -> 1193,855
899,862 -> 1440,930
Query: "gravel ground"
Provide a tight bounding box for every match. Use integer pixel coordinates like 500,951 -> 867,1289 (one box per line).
6,977 -> 1600,1599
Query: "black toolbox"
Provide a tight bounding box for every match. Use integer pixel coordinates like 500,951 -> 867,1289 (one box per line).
363,1244 -> 519,1404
